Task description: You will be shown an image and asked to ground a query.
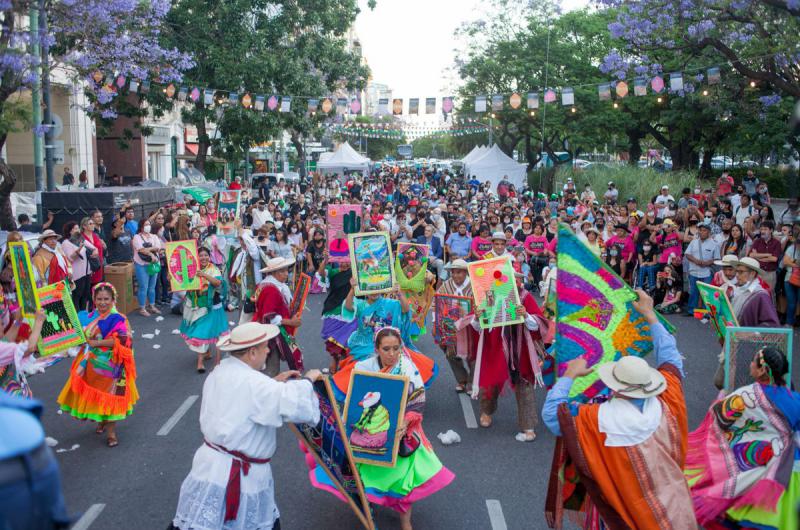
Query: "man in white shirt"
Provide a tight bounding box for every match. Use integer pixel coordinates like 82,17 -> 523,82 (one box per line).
603,181 -> 619,203
653,185 -> 674,214
251,200 -> 273,230
734,193 -> 755,226
172,322 -> 322,530
684,222 -> 720,314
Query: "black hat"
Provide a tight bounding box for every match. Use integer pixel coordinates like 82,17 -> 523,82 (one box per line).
614,223 -> 630,233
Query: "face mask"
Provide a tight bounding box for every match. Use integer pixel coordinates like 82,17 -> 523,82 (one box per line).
275,221 -> 283,228
548,262 -> 556,269
192,206 -> 199,213
143,225 -> 152,234
610,250 -> 619,257
291,227 -> 298,233
643,245 -> 652,252
760,211 -> 767,217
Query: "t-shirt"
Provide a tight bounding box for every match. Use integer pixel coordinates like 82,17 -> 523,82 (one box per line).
446,233 -> 472,258
109,231 -> 133,263
523,235 -> 551,256
655,231 -> 683,264
124,219 -> 139,237
470,237 -> 492,258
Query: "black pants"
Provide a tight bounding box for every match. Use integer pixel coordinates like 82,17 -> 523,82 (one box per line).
529,255 -> 549,287
72,276 -> 92,313
155,260 -> 171,303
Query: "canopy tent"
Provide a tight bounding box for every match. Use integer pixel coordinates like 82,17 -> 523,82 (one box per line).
460,145 -> 488,166
316,142 -> 370,175
464,144 -> 528,189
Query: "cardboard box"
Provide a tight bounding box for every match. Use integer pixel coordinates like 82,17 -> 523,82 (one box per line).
104,262 -> 138,315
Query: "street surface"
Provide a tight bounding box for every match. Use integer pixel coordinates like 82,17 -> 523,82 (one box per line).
30,294 -> 797,530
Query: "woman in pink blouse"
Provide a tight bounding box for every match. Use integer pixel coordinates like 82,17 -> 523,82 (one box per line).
61,221 -> 99,312
524,223 -> 553,289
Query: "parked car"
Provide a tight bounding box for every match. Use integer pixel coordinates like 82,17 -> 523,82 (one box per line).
710,156 -> 735,169
572,159 -> 592,169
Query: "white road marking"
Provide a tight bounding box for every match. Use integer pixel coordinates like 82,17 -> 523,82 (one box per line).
485,500 -> 508,530
71,503 -> 105,530
458,392 -> 478,429
157,395 -> 199,436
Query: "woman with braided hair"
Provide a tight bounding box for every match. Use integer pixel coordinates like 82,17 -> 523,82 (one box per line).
686,346 -> 800,529
57,283 -> 139,447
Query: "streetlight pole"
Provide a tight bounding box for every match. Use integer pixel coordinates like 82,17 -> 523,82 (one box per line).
40,0 -> 55,191
30,3 -> 43,220
489,114 -> 494,145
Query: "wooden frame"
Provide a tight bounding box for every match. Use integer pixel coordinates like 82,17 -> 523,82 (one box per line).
343,369 -> 409,468
9,241 -> 39,318
36,280 -> 86,356
215,190 -> 241,241
433,294 -> 473,348
348,232 -> 395,296
697,281 -> 739,344
288,377 -> 375,530
724,326 -> 793,393
165,240 -> 201,291
289,272 -> 311,317
467,255 -> 524,329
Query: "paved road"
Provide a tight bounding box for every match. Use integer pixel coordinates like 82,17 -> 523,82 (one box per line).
29,294 -> 797,530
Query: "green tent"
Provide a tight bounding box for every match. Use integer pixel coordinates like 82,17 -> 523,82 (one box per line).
182,187 -> 215,204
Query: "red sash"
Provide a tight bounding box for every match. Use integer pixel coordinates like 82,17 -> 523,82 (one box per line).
204,440 -> 271,522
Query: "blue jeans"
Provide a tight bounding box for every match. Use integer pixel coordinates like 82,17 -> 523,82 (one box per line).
135,263 -> 158,307
687,274 -> 712,312
637,264 -> 659,290
785,280 -> 800,325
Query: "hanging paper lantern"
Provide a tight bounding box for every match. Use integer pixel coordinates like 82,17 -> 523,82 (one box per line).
115,75 -> 126,89
616,81 -> 628,98
92,71 -> 104,83
189,87 -> 200,102
267,95 -> 278,110
241,93 -> 252,108
165,83 -> 176,98
321,98 -> 333,113
509,93 -> 522,109
651,75 -> 664,93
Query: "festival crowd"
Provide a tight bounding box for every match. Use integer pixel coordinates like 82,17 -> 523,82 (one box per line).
2,162 -> 800,530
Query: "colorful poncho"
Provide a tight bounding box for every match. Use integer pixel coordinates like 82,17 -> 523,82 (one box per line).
57,308 -> 138,422
686,383 -> 800,530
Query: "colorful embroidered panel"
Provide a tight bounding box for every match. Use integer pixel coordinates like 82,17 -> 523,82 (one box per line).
37,280 -> 86,356
697,281 -> 739,345
467,255 -> 523,329
555,223 -> 674,403
348,232 -> 395,296
433,294 -> 473,348
395,243 -> 429,293
165,240 -> 201,291
327,205 -> 362,263
9,241 -> 39,317
289,273 -> 311,317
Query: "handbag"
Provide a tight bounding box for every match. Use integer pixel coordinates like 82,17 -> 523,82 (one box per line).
146,261 -> 161,276
88,254 -> 101,273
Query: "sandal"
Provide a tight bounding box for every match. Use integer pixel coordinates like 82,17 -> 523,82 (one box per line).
479,414 -> 493,428
138,308 -> 151,317
455,384 -> 466,393
95,422 -> 106,435
514,431 -> 537,442
106,434 -> 118,448
148,305 -> 161,315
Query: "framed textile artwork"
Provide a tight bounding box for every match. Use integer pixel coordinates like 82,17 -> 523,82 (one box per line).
165,240 -> 201,291
348,232 -> 395,296
289,273 -> 311,317
327,204 -> 362,263
723,326 -> 792,394
467,255 -> 523,329
554,223 -> 675,403
697,282 -> 739,345
9,241 -> 39,317
37,281 -> 86,357
289,377 -> 374,530
433,294 -> 473,348
395,243 -> 429,293
343,370 -> 409,467
216,190 -> 241,241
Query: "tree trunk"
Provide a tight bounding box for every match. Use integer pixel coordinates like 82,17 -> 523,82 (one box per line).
699,149 -> 715,180
290,132 -> 306,178
0,160 -> 17,230
669,140 -> 696,171
626,127 -> 643,166
523,135 -> 542,171
193,103 -> 209,173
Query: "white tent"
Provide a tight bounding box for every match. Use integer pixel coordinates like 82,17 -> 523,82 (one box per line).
464,144 -> 528,189
316,142 -> 370,175
460,145 -> 488,166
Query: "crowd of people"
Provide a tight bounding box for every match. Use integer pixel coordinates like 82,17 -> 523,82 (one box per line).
2,162 -> 800,530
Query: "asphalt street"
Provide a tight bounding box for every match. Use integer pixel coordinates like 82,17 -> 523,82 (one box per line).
28,293 -> 798,530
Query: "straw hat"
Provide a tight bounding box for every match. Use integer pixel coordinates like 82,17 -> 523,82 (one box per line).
597,356 -> 667,399
491,231 -> 507,241
260,256 -> 296,274
736,256 -> 764,275
714,254 -> 739,268
38,229 -> 61,241
445,259 -> 469,270
217,322 -> 279,352
662,218 -> 676,227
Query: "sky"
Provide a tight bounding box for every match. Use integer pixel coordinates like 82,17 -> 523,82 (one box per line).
353,0 -> 591,102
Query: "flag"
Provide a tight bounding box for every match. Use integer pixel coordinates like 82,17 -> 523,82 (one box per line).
254,95 -> 265,111
129,80 -> 140,93
140,80 -> 150,94
228,92 -> 239,105
651,75 -> 665,93
177,86 -> 188,102
442,96 -> 454,114
615,81 -> 628,98
204,88 -> 214,106
241,93 -> 252,108
544,89 -> 556,103
707,67 -> 721,85
392,98 -> 403,115
509,93 -> 521,109
336,97 -> 347,115
527,92 -> 539,109
165,84 -> 176,98
561,87 -> 574,106
491,94 -> 503,111
598,83 -> 611,101
425,97 -> 436,114
267,95 -> 279,111
554,223 -> 675,403
189,87 -> 200,103
378,98 -> 389,115
321,98 -> 332,113
349,97 -> 361,114
475,95 -> 487,113
409,98 -> 419,114
670,72 -> 683,91
281,96 -> 292,112
634,78 -> 647,96
115,75 -> 126,89
308,98 -> 319,113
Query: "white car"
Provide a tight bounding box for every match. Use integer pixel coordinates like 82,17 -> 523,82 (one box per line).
710,156 -> 735,169
573,159 -> 592,169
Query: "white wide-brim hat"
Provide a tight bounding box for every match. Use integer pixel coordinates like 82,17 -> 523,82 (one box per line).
260,256 -> 296,274
491,231 -> 507,241
714,254 -> 739,268
735,256 -> 764,275
445,259 -> 469,270
217,322 -> 279,351
597,356 -> 667,399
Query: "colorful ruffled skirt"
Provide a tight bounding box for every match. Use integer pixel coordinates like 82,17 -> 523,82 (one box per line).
57,342 -> 138,422
320,315 -> 358,361
180,302 -> 230,353
303,438 -> 454,513
331,348 -> 438,402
